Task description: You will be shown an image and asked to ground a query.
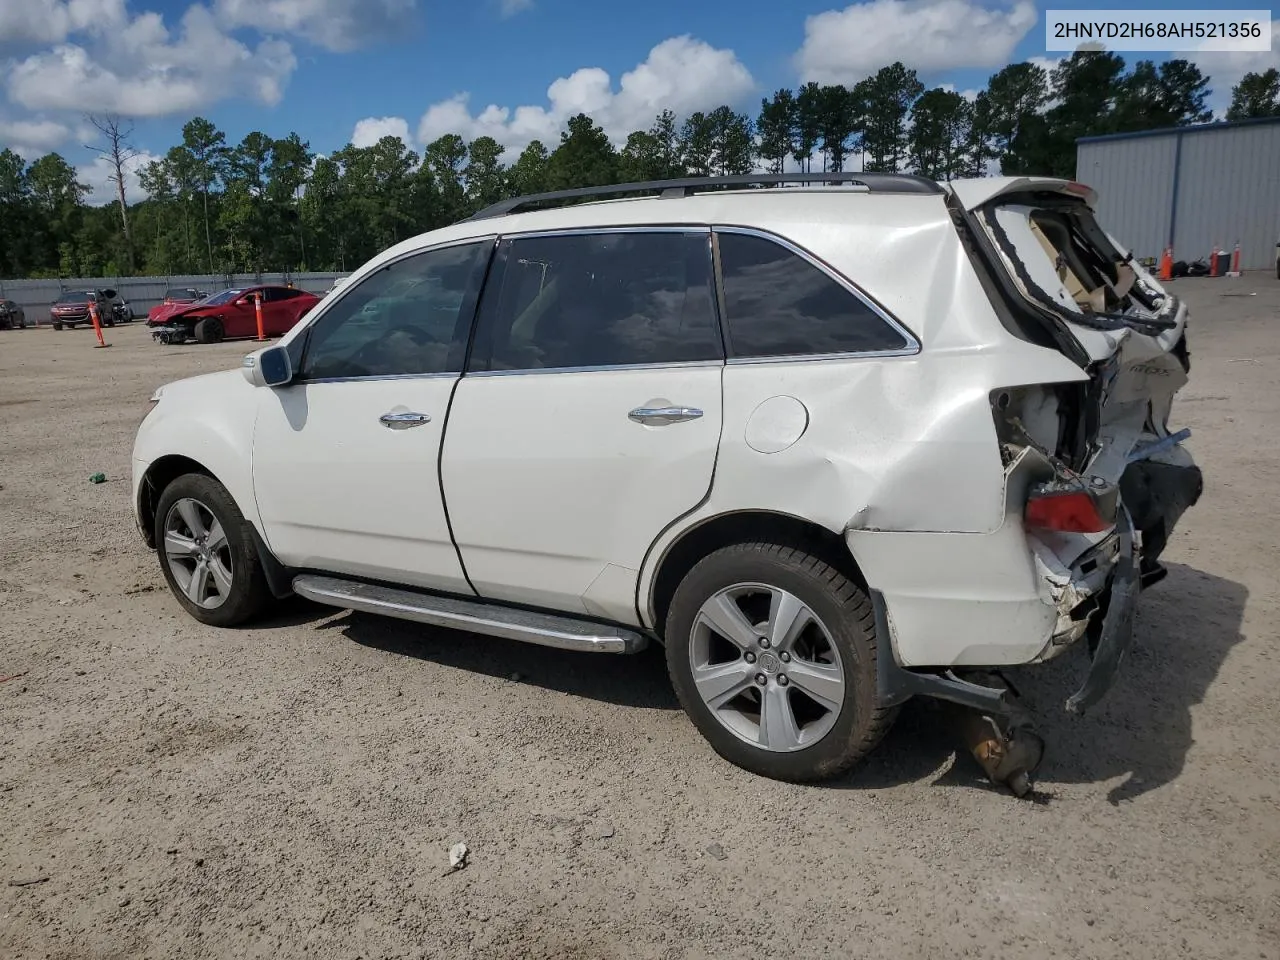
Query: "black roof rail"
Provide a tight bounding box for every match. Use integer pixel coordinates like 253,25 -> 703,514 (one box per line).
467,172 -> 943,221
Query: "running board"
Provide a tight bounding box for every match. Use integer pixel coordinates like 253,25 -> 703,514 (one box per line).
292,575 -> 648,654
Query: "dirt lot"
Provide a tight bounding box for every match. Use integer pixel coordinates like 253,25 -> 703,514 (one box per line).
2,283 -> 1278,960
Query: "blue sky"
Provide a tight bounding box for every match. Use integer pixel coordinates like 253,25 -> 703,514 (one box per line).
0,0 -> 1276,202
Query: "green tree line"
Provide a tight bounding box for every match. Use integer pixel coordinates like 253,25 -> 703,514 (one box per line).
2,54 -> 1277,280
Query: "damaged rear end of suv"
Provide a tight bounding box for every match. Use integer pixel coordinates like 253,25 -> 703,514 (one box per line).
929,177 -> 1202,791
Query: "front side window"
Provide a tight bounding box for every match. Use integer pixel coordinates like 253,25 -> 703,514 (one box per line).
469,230 -> 721,372
300,241 -> 490,380
715,231 -> 910,359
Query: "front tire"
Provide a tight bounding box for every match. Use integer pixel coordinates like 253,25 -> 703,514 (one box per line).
194,317 -> 224,344
665,542 -> 896,783
52,322 -> 63,331
154,473 -> 272,627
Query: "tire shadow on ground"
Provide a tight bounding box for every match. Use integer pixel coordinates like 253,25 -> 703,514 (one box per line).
278,561 -> 1245,800
834,562 -> 1248,802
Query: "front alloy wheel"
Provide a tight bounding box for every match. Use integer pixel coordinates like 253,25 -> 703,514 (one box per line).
163,498 -> 235,610
153,473 -> 272,626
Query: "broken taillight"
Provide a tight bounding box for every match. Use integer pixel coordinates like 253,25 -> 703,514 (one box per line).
1025,490 -> 1110,533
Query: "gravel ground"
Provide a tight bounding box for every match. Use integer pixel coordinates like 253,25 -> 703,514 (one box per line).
2,283 -> 1278,960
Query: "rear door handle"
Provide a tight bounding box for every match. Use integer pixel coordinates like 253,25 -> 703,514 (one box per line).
628,406 -> 703,426
380,411 -> 431,429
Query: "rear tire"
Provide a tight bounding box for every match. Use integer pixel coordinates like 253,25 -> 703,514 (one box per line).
664,541 -> 896,783
194,317 -> 224,344
52,322 -> 63,331
154,473 -> 273,627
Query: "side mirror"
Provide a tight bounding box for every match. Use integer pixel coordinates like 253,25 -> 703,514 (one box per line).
241,345 -> 293,387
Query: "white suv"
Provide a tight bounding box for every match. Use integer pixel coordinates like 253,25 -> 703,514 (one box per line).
132,173 -> 1201,791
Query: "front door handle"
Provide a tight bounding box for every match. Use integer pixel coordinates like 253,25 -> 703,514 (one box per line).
379,411 -> 431,429
628,406 -> 704,426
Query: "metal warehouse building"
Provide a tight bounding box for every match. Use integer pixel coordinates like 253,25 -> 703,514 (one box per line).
1076,116 -> 1280,272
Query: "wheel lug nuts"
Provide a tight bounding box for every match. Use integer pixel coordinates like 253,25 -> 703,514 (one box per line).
745,652 -> 757,664
755,673 -> 767,686
758,637 -> 772,649
779,651 -> 791,663
777,674 -> 789,687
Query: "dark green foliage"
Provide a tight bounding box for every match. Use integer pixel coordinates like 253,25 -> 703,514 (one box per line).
0,54 -> 1257,279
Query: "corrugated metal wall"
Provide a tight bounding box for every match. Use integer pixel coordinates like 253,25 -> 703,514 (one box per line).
1175,123 -> 1280,272
1076,119 -> 1280,271
1077,134 -> 1178,263
0,272 -> 348,321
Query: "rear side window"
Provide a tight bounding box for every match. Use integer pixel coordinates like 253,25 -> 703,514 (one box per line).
469,231 -> 721,372
715,231 -> 910,359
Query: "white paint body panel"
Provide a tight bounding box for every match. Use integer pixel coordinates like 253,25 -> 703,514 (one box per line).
441,366 -> 722,621
132,371 -> 265,534
252,377 -> 470,593
133,182 -> 1196,671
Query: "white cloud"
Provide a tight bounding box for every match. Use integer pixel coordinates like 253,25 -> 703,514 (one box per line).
0,0 -> 125,47
796,0 -> 1038,85
213,0 -> 417,53
939,83 -> 981,102
7,5 -> 297,116
416,35 -> 755,154
499,0 -> 533,17
1189,20 -> 1280,116
78,149 -> 163,206
0,118 -> 72,157
351,115 -> 412,148
1025,55 -> 1064,77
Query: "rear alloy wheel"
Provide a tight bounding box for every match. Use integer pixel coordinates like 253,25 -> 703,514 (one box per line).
154,473 -> 272,627
194,317 -> 224,344
665,542 -> 896,783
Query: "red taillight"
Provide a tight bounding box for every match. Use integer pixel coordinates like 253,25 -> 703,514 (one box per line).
1025,491 -> 1110,533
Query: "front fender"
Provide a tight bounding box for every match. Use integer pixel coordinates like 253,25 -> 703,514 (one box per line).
132,370 -> 263,540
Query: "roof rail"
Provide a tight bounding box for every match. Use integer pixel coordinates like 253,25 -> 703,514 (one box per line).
467,172 -> 943,221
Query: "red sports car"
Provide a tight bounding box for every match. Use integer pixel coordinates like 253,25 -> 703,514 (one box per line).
147,285 -> 320,345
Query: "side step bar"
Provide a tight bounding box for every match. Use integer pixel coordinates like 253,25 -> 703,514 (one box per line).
292,575 -> 649,654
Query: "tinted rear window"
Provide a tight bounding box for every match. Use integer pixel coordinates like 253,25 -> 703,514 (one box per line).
716,231 -> 909,359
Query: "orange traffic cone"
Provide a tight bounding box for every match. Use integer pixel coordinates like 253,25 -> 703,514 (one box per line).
1210,243 -> 1219,277
1228,241 -> 1242,277
1158,246 -> 1173,281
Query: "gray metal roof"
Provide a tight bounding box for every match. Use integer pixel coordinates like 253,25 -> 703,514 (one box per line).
1076,115 -> 1280,145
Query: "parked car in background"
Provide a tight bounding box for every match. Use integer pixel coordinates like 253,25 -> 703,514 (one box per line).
147,287 -> 208,322
50,290 -> 113,330
0,299 -> 26,329
147,284 -> 321,344
102,289 -> 134,324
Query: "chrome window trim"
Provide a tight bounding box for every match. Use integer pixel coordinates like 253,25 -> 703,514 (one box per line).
301,371 -> 463,385
713,224 -> 922,357
465,359 -> 725,379
497,224 -> 712,240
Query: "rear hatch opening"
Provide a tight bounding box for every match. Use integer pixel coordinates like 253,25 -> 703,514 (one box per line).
956,179 -> 1203,662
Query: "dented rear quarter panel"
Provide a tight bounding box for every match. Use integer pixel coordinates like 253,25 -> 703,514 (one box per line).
639,200 -> 1093,666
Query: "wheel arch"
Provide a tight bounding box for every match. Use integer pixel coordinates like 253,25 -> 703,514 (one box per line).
137,455 -> 218,548
645,510 -> 867,638
138,453 -> 296,599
